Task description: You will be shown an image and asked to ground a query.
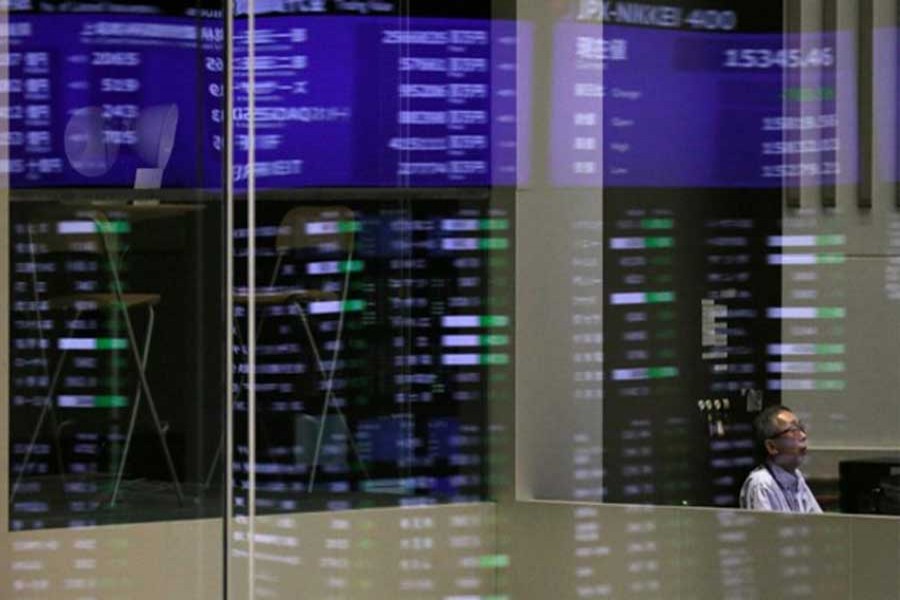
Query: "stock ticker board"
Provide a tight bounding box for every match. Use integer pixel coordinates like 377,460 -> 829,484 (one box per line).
4,10 -> 528,189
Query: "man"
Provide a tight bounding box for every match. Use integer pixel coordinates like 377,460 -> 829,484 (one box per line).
739,405 -> 822,513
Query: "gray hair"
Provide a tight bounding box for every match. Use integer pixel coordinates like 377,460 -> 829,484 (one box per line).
752,405 -> 792,456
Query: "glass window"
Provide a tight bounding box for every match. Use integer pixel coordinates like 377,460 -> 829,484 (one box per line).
7,1 -> 226,530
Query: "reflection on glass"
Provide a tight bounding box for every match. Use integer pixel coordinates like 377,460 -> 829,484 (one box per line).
224,1 -> 520,522
7,2 -> 225,530
230,200 -> 511,513
9,200 -> 225,530
229,10 -> 528,189
6,0 -> 900,599
6,12 -> 222,188
521,0 -> 900,516
552,7 -> 854,188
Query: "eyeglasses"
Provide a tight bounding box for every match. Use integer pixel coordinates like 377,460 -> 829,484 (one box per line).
770,421 -> 807,439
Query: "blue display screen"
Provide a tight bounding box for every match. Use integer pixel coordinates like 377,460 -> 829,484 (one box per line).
6,13 -> 529,189
552,22 -> 858,188
232,16 -> 528,188
6,14 -> 219,188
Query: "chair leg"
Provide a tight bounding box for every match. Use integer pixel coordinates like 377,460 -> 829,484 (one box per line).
99,216 -> 184,505
118,301 -> 185,505
10,309 -> 83,503
295,300 -> 369,493
297,302 -> 328,492
203,435 -> 224,490
109,304 -> 155,507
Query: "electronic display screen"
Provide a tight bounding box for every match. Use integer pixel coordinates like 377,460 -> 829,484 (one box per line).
599,190 -> 782,506
230,16 -> 530,188
543,4 -> 832,507
5,12 -> 530,189
4,14 -> 221,188
552,22 -> 857,188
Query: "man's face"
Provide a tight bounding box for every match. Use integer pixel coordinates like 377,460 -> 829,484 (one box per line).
764,409 -> 808,471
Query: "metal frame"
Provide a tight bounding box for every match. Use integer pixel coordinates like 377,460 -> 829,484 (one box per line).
1,0 -> 10,555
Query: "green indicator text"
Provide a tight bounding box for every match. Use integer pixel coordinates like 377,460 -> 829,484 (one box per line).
815,234 -> 846,246
479,555 -> 510,568
480,353 -> 510,366
97,338 -> 128,350
815,344 -> 845,354
645,236 -> 674,249
647,292 -> 675,304
94,395 -> 128,408
817,253 -> 845,265
480,315 -> 509,327
480,238 -> 510,250
338,221 -> 362,233
480,335 -> 510,346
97,221 -> 131,234
341,260 -> 364,273
641,218 -> 673,230
647,366 -> 679,379
480,219 -> 509,231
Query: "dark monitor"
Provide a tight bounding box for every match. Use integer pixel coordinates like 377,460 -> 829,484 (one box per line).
839,457 -> 900,515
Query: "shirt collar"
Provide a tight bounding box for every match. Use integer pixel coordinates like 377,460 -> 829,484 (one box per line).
766,460 -> 800,492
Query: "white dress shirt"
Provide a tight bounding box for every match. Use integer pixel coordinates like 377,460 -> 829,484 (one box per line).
739,461 -> 823,513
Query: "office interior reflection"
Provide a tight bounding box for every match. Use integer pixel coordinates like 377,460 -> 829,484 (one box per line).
522,0 -> 900,516
7,0 -> 225,530
5,0 -> 900,599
